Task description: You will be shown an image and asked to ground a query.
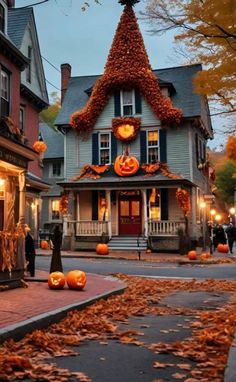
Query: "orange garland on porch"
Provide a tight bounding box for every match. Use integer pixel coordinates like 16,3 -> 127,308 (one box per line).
142,162 -> 182,179
59,193 -> 69,215
70,4 -> 182,135
176,188 -> 191,216
71,164 -> 110,181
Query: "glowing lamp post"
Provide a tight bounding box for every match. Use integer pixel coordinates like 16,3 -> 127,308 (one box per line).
229,207 -> 236,224
200,201 -> 207,251
215,214 -> 222,223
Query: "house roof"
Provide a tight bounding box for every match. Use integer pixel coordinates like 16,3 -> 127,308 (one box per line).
39,123 -> 64,159
7,7 -> 32,48
55,64 -> 203,126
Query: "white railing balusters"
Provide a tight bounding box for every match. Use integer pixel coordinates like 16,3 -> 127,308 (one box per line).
148,220 -> 185,236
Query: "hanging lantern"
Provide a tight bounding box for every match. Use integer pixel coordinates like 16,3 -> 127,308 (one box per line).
33,132 -> 47,153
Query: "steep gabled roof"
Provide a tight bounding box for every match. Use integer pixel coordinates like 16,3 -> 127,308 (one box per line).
39,123 -> 64,159
8,8 -> 32,48
70,4 -> 182,134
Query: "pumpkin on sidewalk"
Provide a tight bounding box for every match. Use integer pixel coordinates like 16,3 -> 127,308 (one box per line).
217,243 -> 229,253
188,250 -> 197,260
48,272 -> 65,290
96,243 -> 109,255
66,270 -> 87,290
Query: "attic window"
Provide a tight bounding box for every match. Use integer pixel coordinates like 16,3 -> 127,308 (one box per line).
161,87 -> 169,97
121,90 -> 134,116
0,4 -> 5,33
26,46 -> 32,83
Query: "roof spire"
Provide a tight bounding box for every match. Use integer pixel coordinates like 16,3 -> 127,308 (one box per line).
118,0 -> 140,6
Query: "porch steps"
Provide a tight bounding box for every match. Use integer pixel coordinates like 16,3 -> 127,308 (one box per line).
108,236 -> 147,251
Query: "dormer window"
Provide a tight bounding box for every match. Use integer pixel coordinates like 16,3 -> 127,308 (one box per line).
0,4 -> 5,33
121,90 -> 134,116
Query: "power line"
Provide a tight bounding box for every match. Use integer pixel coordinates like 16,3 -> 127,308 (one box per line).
41,55 -> 60,72
18,0 -> 50,8
45,78 -> 61,91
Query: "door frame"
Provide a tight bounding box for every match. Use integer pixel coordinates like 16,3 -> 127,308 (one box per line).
118,190 -> 142,235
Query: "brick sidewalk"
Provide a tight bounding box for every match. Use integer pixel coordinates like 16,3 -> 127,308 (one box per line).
0,271 -> 126,342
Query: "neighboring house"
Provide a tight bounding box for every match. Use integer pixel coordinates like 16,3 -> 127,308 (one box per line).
55,2 -> 214,251
6,0 -> 49,240
39,122 -> 64,234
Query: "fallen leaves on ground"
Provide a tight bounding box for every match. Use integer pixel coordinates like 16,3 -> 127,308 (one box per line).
1,276 -> 236,381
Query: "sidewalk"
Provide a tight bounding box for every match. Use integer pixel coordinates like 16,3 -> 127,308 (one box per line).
0,270 -> 126,343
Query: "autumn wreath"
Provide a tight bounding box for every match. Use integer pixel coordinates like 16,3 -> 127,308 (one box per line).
112,117 -> 140,142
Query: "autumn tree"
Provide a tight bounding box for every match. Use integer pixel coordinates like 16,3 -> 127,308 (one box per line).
215,160 -> 236,206
143,0 -> 236,114
40,92 -> 60,129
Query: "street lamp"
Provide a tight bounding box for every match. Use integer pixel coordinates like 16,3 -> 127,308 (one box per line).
215,214 -> 222,223
200,201 -> 207,251
229,207 -> 236,224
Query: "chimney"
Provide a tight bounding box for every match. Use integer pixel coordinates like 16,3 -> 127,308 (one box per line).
61,63 -> 71,104
7,0 -> 15,7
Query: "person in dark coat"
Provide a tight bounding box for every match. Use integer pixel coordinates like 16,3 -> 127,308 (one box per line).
50,225 -> 63,273
226,223 -> 236,254
214,224 -> 227,249
25,225 -> 36,277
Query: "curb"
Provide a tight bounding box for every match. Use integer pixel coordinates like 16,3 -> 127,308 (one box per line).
0,283 -> 127,343
224,332 -> 236,382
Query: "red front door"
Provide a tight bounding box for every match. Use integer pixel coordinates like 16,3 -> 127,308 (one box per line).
118,191 -> 142,235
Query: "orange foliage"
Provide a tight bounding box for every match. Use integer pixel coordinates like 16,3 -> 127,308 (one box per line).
176,188 -> 191,216
70,5 -> 182,134
226,136 -> 236,161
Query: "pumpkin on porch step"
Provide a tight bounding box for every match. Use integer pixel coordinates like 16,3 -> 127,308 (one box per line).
66,270 -> 87,290
96,243 -> 109,255
187,250 -> 197,260
217,244 -> 229,253
48,272 -> 65,289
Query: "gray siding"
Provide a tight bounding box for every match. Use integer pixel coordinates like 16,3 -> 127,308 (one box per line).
142,99 -> 161,126
65,130 -> 80,179
167,124 -> 191,179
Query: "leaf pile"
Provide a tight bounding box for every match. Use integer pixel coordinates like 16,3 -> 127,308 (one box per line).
1,276 -> 236,381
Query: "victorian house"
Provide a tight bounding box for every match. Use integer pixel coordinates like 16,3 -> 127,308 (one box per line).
0,0 -> 48,286
55,0 -> 214,252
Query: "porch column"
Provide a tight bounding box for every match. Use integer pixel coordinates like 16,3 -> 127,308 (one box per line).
106,190 -> 112,239
141,189 -> 148,237
18,170 -> 26,225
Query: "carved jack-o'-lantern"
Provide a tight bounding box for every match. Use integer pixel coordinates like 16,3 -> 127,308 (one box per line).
114,154 -> 139,177
48,272 -> 65,290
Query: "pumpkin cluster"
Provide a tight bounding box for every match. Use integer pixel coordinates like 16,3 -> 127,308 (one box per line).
48,270 -> 86,290
176,188 -> 191,217
70,5 -> 182,134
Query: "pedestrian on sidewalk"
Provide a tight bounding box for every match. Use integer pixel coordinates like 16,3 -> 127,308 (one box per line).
25,225 -> 36,277
226,223 -> 236,255
214,224 -> 227,249
50,225 -> 63,273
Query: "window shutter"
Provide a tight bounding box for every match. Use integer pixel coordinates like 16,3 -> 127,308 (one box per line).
195,133 -> 199,165
159,129 -> 167,163
135,89 -> 142,114
92,133 -> 99,165
114,91 -> 121,117
91,191 -> 98,220
140,130 -> 147,163
111,132 -> 117,163
161,189 -> 168,220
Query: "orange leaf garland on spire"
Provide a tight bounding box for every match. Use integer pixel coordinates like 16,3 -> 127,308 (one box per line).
70,5 -> 182,134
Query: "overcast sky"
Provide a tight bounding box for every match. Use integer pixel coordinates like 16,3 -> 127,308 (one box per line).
15,0 -> 225,149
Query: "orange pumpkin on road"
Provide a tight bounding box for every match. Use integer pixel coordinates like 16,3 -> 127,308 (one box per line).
114,154 -> 139,177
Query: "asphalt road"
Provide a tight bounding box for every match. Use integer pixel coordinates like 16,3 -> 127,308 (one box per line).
36,256 -> 236,280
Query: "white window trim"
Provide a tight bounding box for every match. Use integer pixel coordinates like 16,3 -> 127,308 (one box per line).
0,1 -> 7,34
49,199 -> 61,222
50,162 -> 62,178
1,69 -> 9,101
99,132 -> 111,165
146,129 -> 159,163
120,89 -> 135,116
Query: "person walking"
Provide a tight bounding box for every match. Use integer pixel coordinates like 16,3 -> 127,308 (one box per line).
25,225 -> 36,277
226,223 -> 236,255
50,225 -> 63,273
214,224 -> 227,249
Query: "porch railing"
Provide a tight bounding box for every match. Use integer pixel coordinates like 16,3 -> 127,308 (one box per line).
63,219 -> 109,236
148,220 -> 185,236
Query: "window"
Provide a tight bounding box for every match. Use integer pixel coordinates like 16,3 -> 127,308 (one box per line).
121,90 -> 134,116
149,188 -> 160,220
147,130 -> 159,163
19,106 -> 25,133
0,68 -> 10,118
99,133 -> 110,165
52,162 -> 61,177
51,200 -> 60,220
26,46 -> 32,83
196,134 -> 206,166
0,4 -> 5,33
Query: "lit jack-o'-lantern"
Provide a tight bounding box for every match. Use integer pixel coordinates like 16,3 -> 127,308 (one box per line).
66,270 -> 87,290
114,154 -> 139,177
48,272 -> 65,290
116,124 -> 135,141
